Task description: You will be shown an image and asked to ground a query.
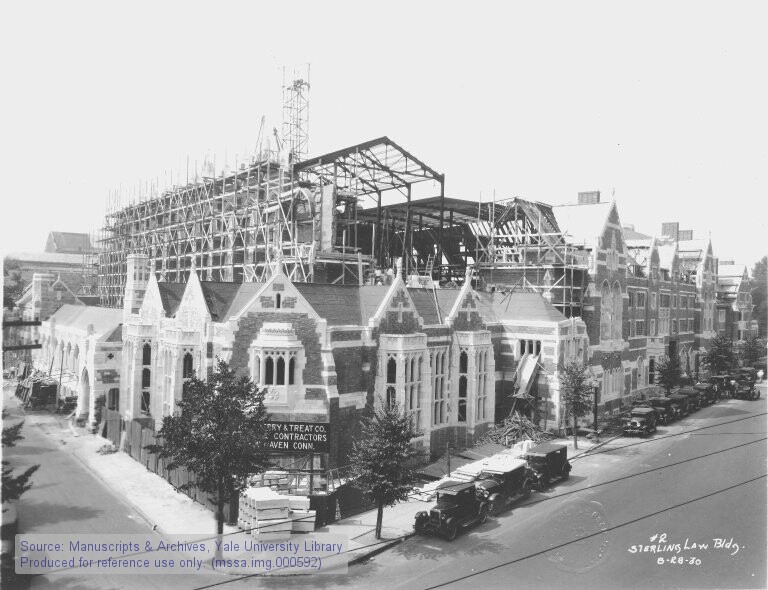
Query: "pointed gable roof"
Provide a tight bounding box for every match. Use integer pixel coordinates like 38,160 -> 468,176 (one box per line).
156,282 -> 187,317
292,283 -> 362,326
552,201 -> 613,246
476,291 -> 567,323
407,287 -> 461,325
199,282 -> 248,322
359,285 -> 391,323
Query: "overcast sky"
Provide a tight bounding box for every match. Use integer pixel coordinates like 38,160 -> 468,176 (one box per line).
1,1 -> 766,269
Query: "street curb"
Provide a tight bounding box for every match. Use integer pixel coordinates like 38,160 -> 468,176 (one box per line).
348,532 -> 415,566
569,433 -> 623,461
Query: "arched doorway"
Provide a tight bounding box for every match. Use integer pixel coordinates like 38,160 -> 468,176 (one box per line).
79,367 -> 91,420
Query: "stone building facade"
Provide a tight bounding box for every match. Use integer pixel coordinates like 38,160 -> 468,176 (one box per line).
118,254 -> 586,467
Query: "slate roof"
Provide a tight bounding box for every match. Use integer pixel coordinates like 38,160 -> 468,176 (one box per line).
622,226 -> 652,241
293,283 -> 362,326
552,202 -> 612,246
222,282 -> 264,319
475,291 -> 566,323
4,251 -> 90,265
157,282 -> 187,317
407,287 -> 461,325
358,286 -> 390,323
48,305 -> 122,339
46,232 -> 93,253
199,282 -> 246,322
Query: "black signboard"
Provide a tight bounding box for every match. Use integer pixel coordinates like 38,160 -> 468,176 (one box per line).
265,422 -> 330,454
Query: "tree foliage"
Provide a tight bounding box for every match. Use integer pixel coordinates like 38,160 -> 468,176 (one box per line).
348,397 -> 421,539
146,359 -> 273,537
752,256 -> 767,338
558,360 -> 593,449
2,410 -> 40,502
741,335 -> 765,367
702,334 -> 736,376
655,353 -> 682,393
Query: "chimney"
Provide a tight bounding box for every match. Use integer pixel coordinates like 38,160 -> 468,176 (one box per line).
661,222 -> 679,241
124,253 -> 150,321
577,191 -> 600,205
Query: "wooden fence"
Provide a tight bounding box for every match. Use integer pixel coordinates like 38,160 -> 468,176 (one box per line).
101,409 -> 237,522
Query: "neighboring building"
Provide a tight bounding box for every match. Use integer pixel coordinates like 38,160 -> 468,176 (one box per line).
3,251 -> 94,286
118,253 -> 587,468
716,262 -> 755,343
45,231 -> 94,254
36,304 -> 123,424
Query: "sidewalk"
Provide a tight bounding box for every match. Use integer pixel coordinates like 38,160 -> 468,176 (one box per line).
2,380 -> 616,566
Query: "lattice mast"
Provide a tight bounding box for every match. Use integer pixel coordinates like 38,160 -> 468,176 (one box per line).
281,65 -> 310,163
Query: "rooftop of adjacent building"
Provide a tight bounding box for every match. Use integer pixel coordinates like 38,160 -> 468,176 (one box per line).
45,231 -> 94,254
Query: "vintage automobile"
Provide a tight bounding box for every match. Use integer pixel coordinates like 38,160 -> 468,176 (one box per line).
475,459 -> 535,515
414,481 -> 489,541
623,407 -> 658,437
677,386 -> 704,411
525,443 -> 571,490
667,393 -> 690,418
733,373 -> 760,401
648,397 -> 676,425
709,374 -> 735,399
692,382 -> 717,405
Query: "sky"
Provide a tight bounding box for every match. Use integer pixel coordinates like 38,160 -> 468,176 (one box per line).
1,0 -> 766,269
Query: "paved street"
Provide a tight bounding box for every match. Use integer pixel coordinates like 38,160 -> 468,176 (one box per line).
228,393 -> 767,590
2,388 -> 209,590
3,384 -> 766,590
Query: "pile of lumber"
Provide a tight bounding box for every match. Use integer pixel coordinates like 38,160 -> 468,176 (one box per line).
476,412 -> 554,446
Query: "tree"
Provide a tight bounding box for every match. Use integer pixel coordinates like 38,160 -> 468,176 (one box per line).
348,397 -> 421,540
741,335 -> 765,367
2,410 -> 40,502
702,334 -> 736,376
147,359 -> 273,547
752,256 -> 767,338
655,354 -> 682,393
558,360 -> 592,450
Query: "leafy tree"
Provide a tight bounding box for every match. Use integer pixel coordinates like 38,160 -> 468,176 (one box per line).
655,353 -> 682,393
348,397 -> 421,540
702,334 -> 736,376
752,256 -> 767,338
2,410 -> 40,502
146,360 -> 273,546
741,335 -> 765,367
558,360 -> 593,450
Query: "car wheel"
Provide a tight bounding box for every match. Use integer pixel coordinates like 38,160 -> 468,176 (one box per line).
522,480 -> 533,499
487,500 -> 497,515
479,507 -> 488,525
445,524 -> 458,541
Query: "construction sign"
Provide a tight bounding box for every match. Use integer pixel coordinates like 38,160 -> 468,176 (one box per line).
265,422 -> 330,453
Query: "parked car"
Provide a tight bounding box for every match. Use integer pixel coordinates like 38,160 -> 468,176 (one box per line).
525,443 -> 571,490
709,374 -> 735,399
692,382 -> 717,405
733,374 -> 760,401
414,482 -> 489,541
677,386 -> 704,411
667,393 -> 690,418
623,407 -> 658,438
648,397 -> 676,425
475,460 -> 535,515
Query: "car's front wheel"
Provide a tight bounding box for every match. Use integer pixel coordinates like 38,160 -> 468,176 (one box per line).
445,523 -> 458,541
478,507 -> 488,525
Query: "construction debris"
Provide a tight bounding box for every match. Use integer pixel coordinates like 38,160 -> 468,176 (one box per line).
476,412 -> 555,447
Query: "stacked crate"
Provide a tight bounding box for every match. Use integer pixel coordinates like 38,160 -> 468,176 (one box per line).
238,487 -> 317,536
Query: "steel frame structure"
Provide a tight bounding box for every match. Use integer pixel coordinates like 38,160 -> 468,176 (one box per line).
98,137 -> 446,307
